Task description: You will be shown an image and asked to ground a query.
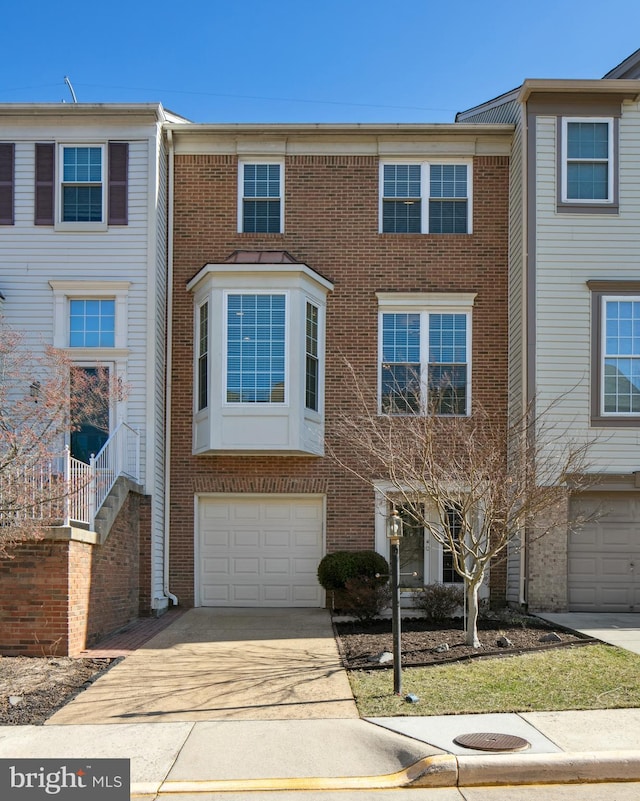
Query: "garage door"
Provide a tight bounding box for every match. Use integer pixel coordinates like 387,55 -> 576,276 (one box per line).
198,495 -> 324,607
568,494 -> 640,611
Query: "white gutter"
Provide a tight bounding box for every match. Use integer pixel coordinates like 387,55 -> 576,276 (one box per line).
163,127 -> 178,607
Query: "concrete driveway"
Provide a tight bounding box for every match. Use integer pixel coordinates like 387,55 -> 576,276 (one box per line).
47,608 -> 358,725
537,612 -> 640,654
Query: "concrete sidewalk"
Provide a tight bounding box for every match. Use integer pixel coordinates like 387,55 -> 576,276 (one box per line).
2,712 -> 640,796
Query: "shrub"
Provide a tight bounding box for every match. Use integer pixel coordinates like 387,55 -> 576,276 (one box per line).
415,583 -> 464,622
317,550 -> 389,591
344,576 -> 392,622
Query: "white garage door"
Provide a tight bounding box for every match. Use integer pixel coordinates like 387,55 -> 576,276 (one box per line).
198,495 -> 324,607
568,494 -> 640,612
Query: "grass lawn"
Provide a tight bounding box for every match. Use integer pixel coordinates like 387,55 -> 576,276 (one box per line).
348,644 -> 640,717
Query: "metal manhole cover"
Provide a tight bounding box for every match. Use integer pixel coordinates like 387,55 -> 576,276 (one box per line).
453,732 -> 531,752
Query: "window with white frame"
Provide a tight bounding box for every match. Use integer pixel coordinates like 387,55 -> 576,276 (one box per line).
589,283 -> 640,425
61,145 -> 104,222
378,294 -> 473,416
35,142 -> 128,227
69,299 -> 115,347
305,301 -> 319,411
226,293 -> 286,403
381,162 -> 471,234
561,118 -> 614,203
239,161 -> 283,233
602,297 -> 640,415
197,301 -> 209,412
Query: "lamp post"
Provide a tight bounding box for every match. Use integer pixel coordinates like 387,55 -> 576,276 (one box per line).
386,507 -> 404,695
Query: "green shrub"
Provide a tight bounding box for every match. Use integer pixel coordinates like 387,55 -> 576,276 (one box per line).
317,550 -> 389,590
415,583 -> 464,622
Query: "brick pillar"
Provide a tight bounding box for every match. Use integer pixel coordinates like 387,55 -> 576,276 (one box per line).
526,490 -> 570,612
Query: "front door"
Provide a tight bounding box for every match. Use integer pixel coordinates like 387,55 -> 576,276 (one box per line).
70,366 -> 110,463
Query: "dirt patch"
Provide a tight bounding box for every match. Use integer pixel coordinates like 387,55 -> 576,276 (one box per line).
334,616 -> 592,670
0,656 -> 115,725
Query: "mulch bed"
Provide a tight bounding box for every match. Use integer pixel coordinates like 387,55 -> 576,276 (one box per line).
333,616 -> 595,670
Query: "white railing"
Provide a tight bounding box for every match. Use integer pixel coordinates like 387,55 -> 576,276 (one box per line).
85,422 -> 141,526
0,424 -> 141,531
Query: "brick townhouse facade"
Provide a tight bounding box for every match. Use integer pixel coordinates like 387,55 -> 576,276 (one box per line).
166,123 -> 512,609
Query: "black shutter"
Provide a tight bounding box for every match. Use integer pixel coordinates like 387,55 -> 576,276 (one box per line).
0,143 -> 14,225
35,143 -> 55,225
108,142 -> 128,225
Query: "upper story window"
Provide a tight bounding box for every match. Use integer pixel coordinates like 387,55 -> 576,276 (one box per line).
35,142 -> 128,228
561,118 -> 614,205
589,282 -> 640,426
380,162 -> 472,234
378,293 -> 475,416
188,254 -> 333,456
197,301 -> 209,412
603,298 -> 640,415
239,161 -> 283,233
226,293 -> 286,403
69,299 -> 115,347
305,302 -> 319,412
0,143 -> 15,225
62,146 -> 103,222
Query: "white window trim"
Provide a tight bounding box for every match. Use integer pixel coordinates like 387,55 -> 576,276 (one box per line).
49,280 -> 130,353
379,160 -> 473,234
196,299 -> 209,413
560,117 -> 614,205
600,294 -> 640,417
222,289 -> 289,407
377,292 -> 476,417
55,143 -> 108,232
237,159 -> 285,234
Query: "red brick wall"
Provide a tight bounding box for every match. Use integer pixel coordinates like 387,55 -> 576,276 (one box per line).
0,492 -> 144,656
0,540 -> 71,656
170,152 -> 510,606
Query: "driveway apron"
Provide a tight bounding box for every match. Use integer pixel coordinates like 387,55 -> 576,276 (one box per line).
46,608 -> 358,724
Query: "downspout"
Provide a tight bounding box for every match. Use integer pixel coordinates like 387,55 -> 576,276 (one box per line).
163,127 -> 178,606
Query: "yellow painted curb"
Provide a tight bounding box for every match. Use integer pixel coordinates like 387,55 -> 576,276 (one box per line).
141,754 -> 458,795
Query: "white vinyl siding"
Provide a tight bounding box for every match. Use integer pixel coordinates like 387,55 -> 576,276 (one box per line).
534,104 -> 640,474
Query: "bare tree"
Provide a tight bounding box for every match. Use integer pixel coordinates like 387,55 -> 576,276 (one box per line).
0,324 -> 113,557
328,363 -> 594,647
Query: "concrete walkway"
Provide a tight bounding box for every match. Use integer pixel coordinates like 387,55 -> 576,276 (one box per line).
47,608 -> 357,724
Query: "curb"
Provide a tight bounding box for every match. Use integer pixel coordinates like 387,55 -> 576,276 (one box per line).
130,750 -> 640,795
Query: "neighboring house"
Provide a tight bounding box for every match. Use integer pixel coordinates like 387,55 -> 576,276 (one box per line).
457,49 -> 640,613
0,103 -> 187,655
166,122 -> 512,610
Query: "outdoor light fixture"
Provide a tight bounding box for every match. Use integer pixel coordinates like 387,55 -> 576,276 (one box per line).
386,506 -> 404,695
386,507 -> 404,542
29,381 -> 41,402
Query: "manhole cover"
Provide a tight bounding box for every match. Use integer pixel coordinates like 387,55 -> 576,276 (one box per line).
453,732 -> 531,752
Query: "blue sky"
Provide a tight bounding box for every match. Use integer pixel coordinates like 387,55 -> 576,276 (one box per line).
2,1 -> 639,123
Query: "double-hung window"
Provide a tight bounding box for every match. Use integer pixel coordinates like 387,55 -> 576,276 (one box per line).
378,293 -> 474,416
35,142 -> 128,227
197,301 -> 209,411
62,146 -> 103,222
589,283 -> 640,425
381,161 -> 471,234
561,118 -> 614,205
239,161 -> 283,233
305,302 -> 319,412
